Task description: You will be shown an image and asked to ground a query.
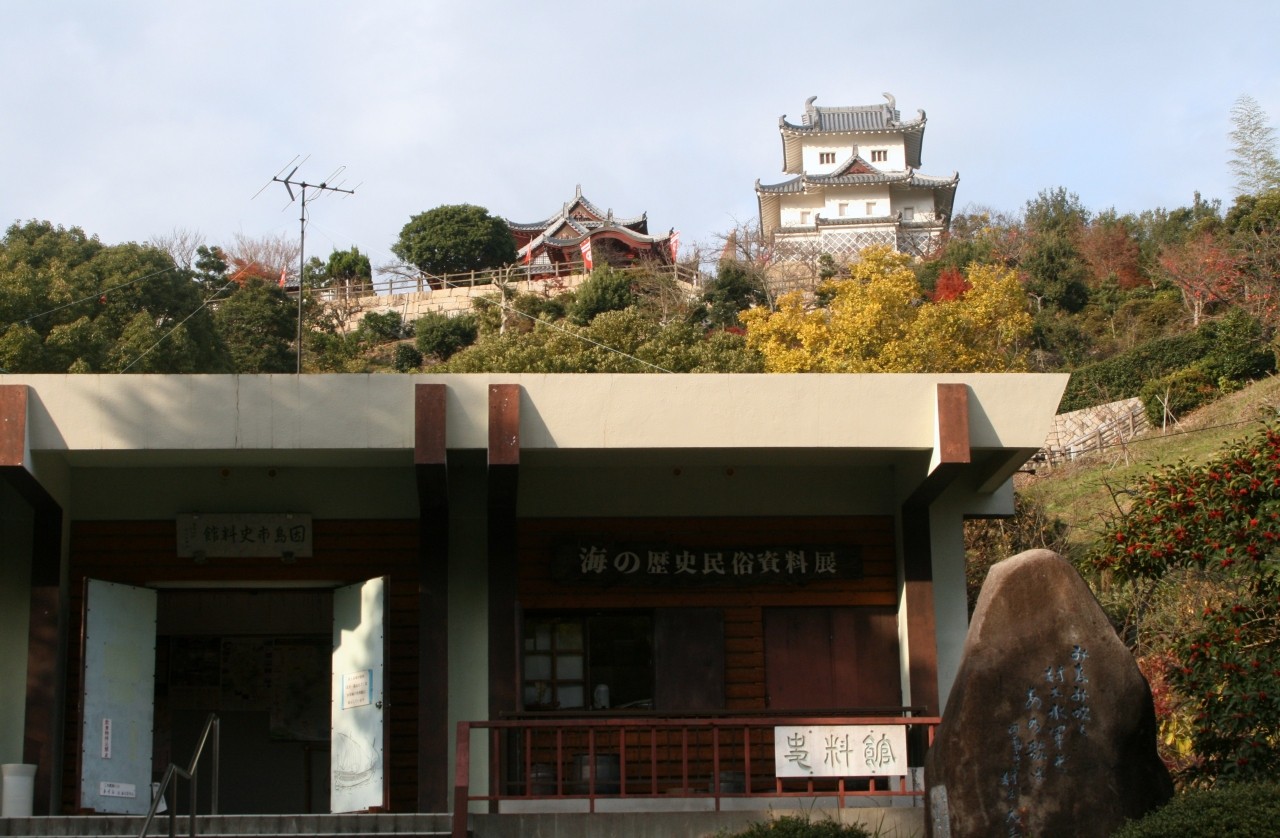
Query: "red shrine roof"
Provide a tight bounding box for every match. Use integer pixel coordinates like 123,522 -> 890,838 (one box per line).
506,186 -> 676,269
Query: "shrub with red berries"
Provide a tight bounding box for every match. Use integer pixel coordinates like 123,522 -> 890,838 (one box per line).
1091,425 -> 1280,784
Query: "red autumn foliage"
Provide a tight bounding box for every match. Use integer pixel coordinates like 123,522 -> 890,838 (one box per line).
930,267 -> 971,302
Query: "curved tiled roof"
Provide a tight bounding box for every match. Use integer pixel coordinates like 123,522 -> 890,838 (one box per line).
506,185 -> 648,234
778,93 -> 926,134
778,95 -> 927,172
756,169 -> 959,194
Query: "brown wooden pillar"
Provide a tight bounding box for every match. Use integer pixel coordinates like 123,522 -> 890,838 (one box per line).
901,383 -> 970,716
0,385 -> 64,815
486,385 -> 520,720
414,384 -> 449,811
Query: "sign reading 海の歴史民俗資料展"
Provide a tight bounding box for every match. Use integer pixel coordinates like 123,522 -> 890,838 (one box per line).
553,542 -> 862,586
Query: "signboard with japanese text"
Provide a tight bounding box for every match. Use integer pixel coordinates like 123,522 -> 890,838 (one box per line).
342,670 -> 372,710
775,725 -> 908,777
177,513 -> 312,558
553,542 -> 862,587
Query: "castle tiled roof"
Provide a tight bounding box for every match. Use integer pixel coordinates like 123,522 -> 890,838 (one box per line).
755,168 -> 959,238
756,170 -> 959,194
778,94 -> 927,171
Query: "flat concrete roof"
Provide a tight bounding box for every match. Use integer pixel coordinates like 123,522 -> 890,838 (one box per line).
3,374 -> 1067,461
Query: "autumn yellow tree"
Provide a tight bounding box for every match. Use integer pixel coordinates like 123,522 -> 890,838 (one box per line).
742,246 -> 1032,372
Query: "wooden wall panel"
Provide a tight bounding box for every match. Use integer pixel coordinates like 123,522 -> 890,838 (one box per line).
63,520 -> 420,814
517,517 -> 898,716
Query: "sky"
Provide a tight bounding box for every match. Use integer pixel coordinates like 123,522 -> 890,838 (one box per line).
4,1 -> 1280,276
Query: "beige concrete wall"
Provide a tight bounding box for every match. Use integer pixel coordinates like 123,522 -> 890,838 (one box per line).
4,373 -> 1067,459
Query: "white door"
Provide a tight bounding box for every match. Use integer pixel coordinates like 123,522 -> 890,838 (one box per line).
79,579 -> 157,814
330,577 -> 387,813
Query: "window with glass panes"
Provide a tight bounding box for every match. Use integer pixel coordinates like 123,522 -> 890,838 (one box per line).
522,613 -> 654,710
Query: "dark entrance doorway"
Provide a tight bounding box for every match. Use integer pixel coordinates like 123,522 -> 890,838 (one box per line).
155,588 -> 332,814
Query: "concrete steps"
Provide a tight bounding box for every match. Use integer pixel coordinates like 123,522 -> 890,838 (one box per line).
0,813 -> 454,837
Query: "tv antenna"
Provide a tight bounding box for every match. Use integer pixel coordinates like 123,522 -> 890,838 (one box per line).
258,157 -> 356,373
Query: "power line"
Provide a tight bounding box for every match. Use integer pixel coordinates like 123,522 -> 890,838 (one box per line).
4,264 -> 183,331
120,278 -> 238,372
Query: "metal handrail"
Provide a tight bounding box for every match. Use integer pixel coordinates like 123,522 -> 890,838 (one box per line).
451,713 -> 940,838
139,713 -> 220,838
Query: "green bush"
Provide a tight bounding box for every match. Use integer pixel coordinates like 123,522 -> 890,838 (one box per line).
568,267 -> 636,325
717,814 -> 874,838
392,343 -> 423,372
414,312 -> 478,361
357,310 -> 405,344
1139,366 -> 1218,426
1111,782 -> 1280,837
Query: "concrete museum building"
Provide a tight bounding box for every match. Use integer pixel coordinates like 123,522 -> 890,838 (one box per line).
0,372 -> 1065,829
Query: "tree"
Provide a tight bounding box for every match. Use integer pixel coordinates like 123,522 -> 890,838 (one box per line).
0,221 -> 230,373
1078,211 -> 1144,290
324,246 -> 372,295
692,261 -> 769,329
148,227 -> 205,271
740,245 -> 1032,373
1020,188 -> 1092,313
1228,94 -> 1280,196
391,204 -> 516,277
224,232 -> 299,285
1158,233 -> 1242,326
213,278 -> 296,372
1023,187 -> 1091,236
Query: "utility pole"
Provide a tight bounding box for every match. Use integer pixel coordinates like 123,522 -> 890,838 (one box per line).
269,163 -> 355,373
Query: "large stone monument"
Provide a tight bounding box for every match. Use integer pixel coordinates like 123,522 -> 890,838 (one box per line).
924,549 -> 1172,837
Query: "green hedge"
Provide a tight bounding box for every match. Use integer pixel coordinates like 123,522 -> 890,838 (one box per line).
716,815 -> 874,838
1111,782 -> 1280,838
1060,310 -> 1273,413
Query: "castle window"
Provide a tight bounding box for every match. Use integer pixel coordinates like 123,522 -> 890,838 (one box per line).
865,202 -> 877,217
871,149 -> 888,163
837,203 -> 848,217
902,206 -> 915,222
819,152 -> 836,165
800,211 -> 811,225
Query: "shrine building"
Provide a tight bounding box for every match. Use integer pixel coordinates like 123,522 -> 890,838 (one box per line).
507,186 -> 678,278
756,95 -> 959,262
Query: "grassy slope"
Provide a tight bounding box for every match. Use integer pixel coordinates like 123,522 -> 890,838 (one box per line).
1019,375 -> 1280,554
